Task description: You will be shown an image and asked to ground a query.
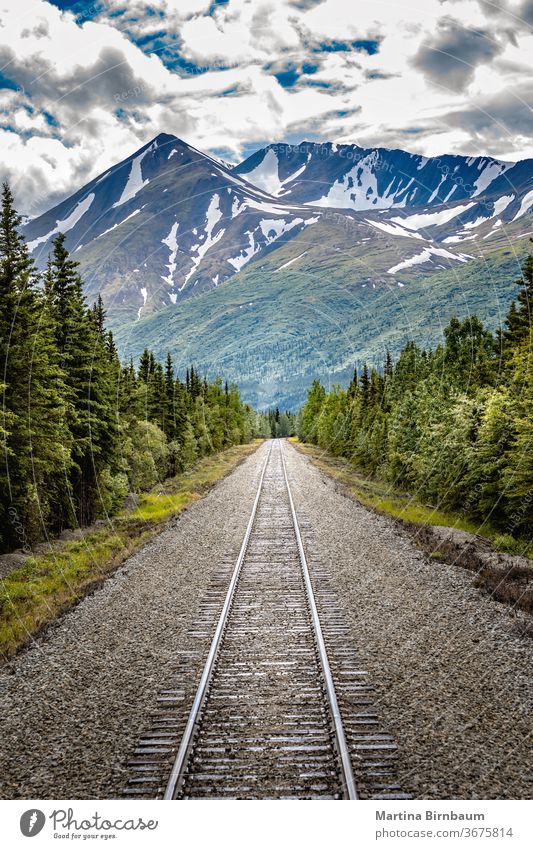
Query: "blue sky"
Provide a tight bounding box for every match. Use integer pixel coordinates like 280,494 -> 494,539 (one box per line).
1,0 -> 532,214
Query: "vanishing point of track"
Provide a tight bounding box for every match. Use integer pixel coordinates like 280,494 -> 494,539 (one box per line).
125,440 -> 406,800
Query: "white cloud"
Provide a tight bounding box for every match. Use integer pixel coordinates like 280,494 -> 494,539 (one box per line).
0,0 -> 530,215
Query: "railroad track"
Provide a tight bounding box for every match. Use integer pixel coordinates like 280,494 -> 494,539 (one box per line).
125,440 -> 407,800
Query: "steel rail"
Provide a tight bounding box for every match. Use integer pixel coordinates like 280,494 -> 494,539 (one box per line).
279,440 -> 358,800
163,441 -> 273,800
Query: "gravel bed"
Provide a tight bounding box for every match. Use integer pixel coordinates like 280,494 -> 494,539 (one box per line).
0,442 -> 268,799
284,442 -> 533,800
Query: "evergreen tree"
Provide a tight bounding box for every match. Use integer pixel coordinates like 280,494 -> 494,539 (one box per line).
384,350 -> 393,380
48,233 -> 119,525
164,352 -> 176,441
173,376 -> 188,444
513,253 -> 533,340
139,349 -> 151,383
147,361 -> 165,429
92,294 -> 105,335
360,363 -> 370,411
347,367 -> 358,400
502,254 -> 533,353
0,185 -> 69,548
299,380 -> 326,444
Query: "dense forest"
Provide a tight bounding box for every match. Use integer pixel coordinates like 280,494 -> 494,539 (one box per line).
299,253 -> 533,540
0,184 -> 266,554
267,407 -> 297,438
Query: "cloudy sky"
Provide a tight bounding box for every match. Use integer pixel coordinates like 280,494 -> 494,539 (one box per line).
1,0 -> 532,214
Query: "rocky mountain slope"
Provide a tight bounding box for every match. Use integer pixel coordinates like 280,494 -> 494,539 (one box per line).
23,133 -> 320,323
236,140 -> 531,214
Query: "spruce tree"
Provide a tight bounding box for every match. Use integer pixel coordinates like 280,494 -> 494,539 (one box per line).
48,233 -> 118,525
384,350 -> 393,380
147,361 -> 165,429
514,254 -> 533,338
0,185 -> 69,548
173,375 -> 188,444
164,352 -> 176,441
360,363 -> 370,410
139,349 -> 151,383
502,254 -> 533,353
347,367 -> 358,400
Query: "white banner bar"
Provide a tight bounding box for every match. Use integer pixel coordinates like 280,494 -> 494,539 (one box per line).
1,799 -> 531,849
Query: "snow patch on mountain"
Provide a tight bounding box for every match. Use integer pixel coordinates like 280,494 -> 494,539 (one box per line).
493,194 -> 514,216
387,247 -> 470,274
228,231 -> 258,271
161,221 -> 179,286
206,192 -> 223,232
483,220 -> 503,239
113,144 -> 154,208
243,197 -> 302,216
27,192 -> 95,252
442,234 -> 475,244
463,216 -> 490,230
231,196 -> 246,218
93,169 -> 112,187
391,202 -> 475,231
275,251 -> 308,271
365,219 -> 425,240
241,149 -> 283,196
137,287 -> 148,320
279,163 -> 308,193
259,217 -> 303,243
442,184 -> 457,203
97,207 -> 141,240
221,168 -> 279,200
314,151 -> 405,211
182,194 -> 225,288
472,161 -> 512,197
512,188 -> 533,221
227,213 -> 305,272
427,174 -> 446,203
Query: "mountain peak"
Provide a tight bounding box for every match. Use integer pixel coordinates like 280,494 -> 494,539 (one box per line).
151,132 -> 179,144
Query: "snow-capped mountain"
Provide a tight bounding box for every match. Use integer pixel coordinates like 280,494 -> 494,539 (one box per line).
235,141 -> 532,218
21,134 -> 533,326
235,140 -> 533,283
22,133 -> 320,322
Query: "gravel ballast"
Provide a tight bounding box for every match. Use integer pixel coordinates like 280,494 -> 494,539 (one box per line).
284,443 -> 532,800
0,439 -> 531,800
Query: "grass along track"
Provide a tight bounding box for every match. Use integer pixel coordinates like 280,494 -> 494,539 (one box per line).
0,441 -> 261,662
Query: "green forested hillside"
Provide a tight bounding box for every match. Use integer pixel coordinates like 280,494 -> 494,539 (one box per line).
0,185 -> 264,554
114,216 -> 532,409
298,253 -> 533,540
